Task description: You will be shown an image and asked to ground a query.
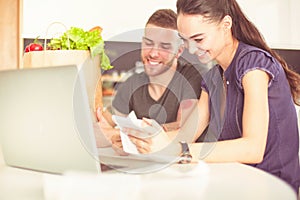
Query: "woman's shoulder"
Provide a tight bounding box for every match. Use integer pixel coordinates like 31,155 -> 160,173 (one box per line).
236,42 -> 274,63
234,42 -> 281,87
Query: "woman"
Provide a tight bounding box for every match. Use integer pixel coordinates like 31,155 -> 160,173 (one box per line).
128,0 -> 300,194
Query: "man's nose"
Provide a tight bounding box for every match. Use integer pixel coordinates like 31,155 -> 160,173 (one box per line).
149,46 -> 160,57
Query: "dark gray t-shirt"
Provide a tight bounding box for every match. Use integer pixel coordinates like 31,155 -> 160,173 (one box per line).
112,59 -> 203,124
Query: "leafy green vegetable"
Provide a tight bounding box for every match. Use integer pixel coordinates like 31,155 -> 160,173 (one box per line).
47,27 -> 113,70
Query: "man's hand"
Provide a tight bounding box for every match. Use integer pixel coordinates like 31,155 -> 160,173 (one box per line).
96,107 -> 116,127
95,107 -> 129,155
94,107 -> 117,148
110,134 -> 129,156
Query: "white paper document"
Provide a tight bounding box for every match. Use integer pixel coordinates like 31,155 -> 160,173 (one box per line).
112,111 -> 169,154
112,111 -> 162,138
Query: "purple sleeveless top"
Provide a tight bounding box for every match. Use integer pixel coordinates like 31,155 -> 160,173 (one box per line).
202,42 -> 300,193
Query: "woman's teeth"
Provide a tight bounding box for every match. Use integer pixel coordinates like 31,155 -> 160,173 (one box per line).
197,50 -> 206,57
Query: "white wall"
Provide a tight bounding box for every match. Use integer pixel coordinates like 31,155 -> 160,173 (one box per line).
22,0 -> 300,49
22,0 -> 176,42
237,0 -> 300,49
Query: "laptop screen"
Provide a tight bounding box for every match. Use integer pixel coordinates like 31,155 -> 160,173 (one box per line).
0,65 -> 101,174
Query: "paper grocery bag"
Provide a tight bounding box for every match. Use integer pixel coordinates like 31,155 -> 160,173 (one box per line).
22,50 -> 103,111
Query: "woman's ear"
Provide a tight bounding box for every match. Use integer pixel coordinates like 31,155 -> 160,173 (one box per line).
222,15 -> 232,31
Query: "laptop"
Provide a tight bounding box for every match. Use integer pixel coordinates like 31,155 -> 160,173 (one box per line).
0,65 -> 101,174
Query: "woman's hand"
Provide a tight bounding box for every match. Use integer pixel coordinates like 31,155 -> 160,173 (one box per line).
124,130 -> 153,154
121,117 -> 156,154
123,118 -> 171,154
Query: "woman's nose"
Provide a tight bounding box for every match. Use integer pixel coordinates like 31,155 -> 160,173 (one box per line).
187,41 -> 198,55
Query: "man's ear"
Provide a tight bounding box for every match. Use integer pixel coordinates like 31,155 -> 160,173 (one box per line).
222,15 -> 232,31
176,44 -> 185,58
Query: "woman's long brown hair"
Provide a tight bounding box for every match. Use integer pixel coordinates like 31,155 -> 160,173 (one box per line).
177,0 -> 300,105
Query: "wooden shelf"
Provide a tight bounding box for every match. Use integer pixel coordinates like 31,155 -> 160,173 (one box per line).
0,0 -> 21,70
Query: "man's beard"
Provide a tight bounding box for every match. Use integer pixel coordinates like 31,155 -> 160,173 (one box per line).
144,54 -> 177,77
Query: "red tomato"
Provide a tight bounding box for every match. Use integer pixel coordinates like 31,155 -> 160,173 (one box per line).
24,43 -> 44,52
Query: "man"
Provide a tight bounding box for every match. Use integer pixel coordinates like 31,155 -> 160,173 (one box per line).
95,9 -> 203,152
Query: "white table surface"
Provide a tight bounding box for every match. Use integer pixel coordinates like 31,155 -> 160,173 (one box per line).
0,150 -> 298,200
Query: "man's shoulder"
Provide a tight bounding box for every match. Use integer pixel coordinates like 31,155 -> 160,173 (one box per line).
115,72 -> 148,93
176,58 -> 203,78
177,58 -> 194,69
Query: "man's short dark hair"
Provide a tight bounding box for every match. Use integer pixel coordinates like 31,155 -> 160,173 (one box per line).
146,9 -> 177,30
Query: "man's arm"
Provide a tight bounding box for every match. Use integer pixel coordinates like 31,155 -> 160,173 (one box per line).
98,106 -> 127,128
